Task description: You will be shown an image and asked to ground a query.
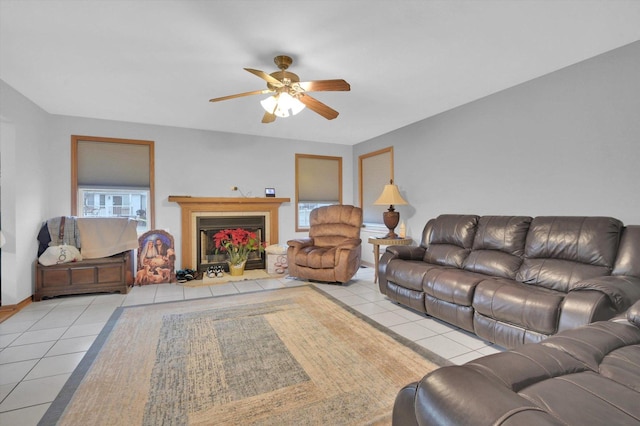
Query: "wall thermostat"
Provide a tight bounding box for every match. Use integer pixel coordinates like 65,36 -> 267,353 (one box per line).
265,188 -> 276,197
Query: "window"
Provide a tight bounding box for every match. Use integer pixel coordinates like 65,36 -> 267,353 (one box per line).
295,154 -> 342,231
71,135 -> 154,232
359,147 -> 393,224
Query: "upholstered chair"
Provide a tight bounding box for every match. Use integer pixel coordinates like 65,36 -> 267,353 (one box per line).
287,205 -> 363,283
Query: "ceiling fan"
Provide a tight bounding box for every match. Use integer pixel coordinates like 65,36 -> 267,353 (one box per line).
209,55 -> 350,123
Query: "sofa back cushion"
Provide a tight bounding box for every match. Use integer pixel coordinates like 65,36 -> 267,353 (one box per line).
613,225 -> 640,278
517,216 -> 623,292
423,215 -> 478,268
463,216 -> 532,279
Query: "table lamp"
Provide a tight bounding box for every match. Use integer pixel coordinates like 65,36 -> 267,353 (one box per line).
374,180 -> 408,239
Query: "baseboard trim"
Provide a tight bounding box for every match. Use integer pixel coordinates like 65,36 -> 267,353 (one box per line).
0,296 -> 32,323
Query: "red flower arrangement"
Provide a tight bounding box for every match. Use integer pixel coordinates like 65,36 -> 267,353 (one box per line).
213,228 -> 265,266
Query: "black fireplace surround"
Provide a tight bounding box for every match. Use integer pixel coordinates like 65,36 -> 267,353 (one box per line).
196,215 -> 266,273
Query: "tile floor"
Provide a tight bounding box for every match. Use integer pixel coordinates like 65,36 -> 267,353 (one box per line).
0,267 -> 504,425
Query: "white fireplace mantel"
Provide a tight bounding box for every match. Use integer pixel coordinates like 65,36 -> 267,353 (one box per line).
168,196 -> 290,269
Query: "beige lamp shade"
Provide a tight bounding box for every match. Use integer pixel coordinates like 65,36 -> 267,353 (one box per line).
374,182 -> 408,206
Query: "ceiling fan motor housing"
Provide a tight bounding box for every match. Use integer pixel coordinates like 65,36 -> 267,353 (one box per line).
268,56 -> 299,91
274,55 -> 293,70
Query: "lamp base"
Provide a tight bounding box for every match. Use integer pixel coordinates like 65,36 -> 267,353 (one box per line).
382,231 -> 400,239
382,210 -> 401,239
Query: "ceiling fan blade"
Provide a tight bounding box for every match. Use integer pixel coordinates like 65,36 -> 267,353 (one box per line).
297,79 -> 350,92
298,95 -> 340,120
209,89 -> 272,103
262,112 -> 276,123
244,68 -> 283,87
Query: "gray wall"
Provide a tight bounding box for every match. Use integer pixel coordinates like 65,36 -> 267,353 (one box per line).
354,41 -> 640,240
1,81 -> 51,304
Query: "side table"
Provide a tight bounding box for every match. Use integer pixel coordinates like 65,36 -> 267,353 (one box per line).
368,237 -> 412,283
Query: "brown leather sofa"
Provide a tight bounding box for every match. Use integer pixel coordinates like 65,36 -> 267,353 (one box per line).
287,205 -> 363,283
378,215 -> 640,348
393,300 -> 640,425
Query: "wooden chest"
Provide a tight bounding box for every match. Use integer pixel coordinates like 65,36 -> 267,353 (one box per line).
34,250 -> 134,301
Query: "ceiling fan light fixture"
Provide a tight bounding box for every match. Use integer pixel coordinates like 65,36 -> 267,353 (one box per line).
211,55 -> 348,122
260,92 -> 305,118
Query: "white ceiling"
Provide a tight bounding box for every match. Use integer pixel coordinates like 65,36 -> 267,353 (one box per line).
1,1 -> 640,145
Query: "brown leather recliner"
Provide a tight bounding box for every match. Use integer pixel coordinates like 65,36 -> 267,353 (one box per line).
287,205 -> 363,283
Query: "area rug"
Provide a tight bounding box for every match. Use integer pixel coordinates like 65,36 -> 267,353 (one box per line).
40,286 -> 448,426
182,269 -> 275,287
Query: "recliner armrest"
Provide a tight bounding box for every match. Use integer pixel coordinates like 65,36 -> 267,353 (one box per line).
335,238 -> 362,251
570,275 -> 640,312
287,238 -> 314,249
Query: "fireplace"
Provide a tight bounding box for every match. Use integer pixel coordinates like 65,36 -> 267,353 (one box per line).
168,196 -> 290,273
197,215 -> 266,272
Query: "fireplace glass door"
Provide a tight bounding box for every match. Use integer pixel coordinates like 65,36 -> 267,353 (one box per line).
197,216 -> 266,273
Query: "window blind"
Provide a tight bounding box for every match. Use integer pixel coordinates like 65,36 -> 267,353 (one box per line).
77,141 -> 150,188
361,149 -> 392,224
298,156 -> 340,201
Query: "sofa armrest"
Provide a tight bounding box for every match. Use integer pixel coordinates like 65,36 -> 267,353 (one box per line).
392,382 -> 419,426
570,275 -> 640,312
412,366 -> 562,426
385,244 -> 426,260
378,246 -> 426,290
558,290 -> 616,332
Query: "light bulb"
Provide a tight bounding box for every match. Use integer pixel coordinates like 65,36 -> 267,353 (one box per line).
260,93 -> 305,118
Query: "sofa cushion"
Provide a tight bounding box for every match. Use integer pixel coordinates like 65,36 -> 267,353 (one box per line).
517,216 -> 623,292
463,250 -> 523,279
467,343 -> 590,393
423,269 -> 488,306
541,320 -> 640,372
293,246 -> 337,268
520,371 -> 640,424
473,278 -> 565,334
423,215 -> 478,267
519,258 -> 620,293
386,259 -> 445,292
463,216 -> 532,279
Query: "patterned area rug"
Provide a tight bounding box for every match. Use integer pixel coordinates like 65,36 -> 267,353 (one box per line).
40,286 -> 446,425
